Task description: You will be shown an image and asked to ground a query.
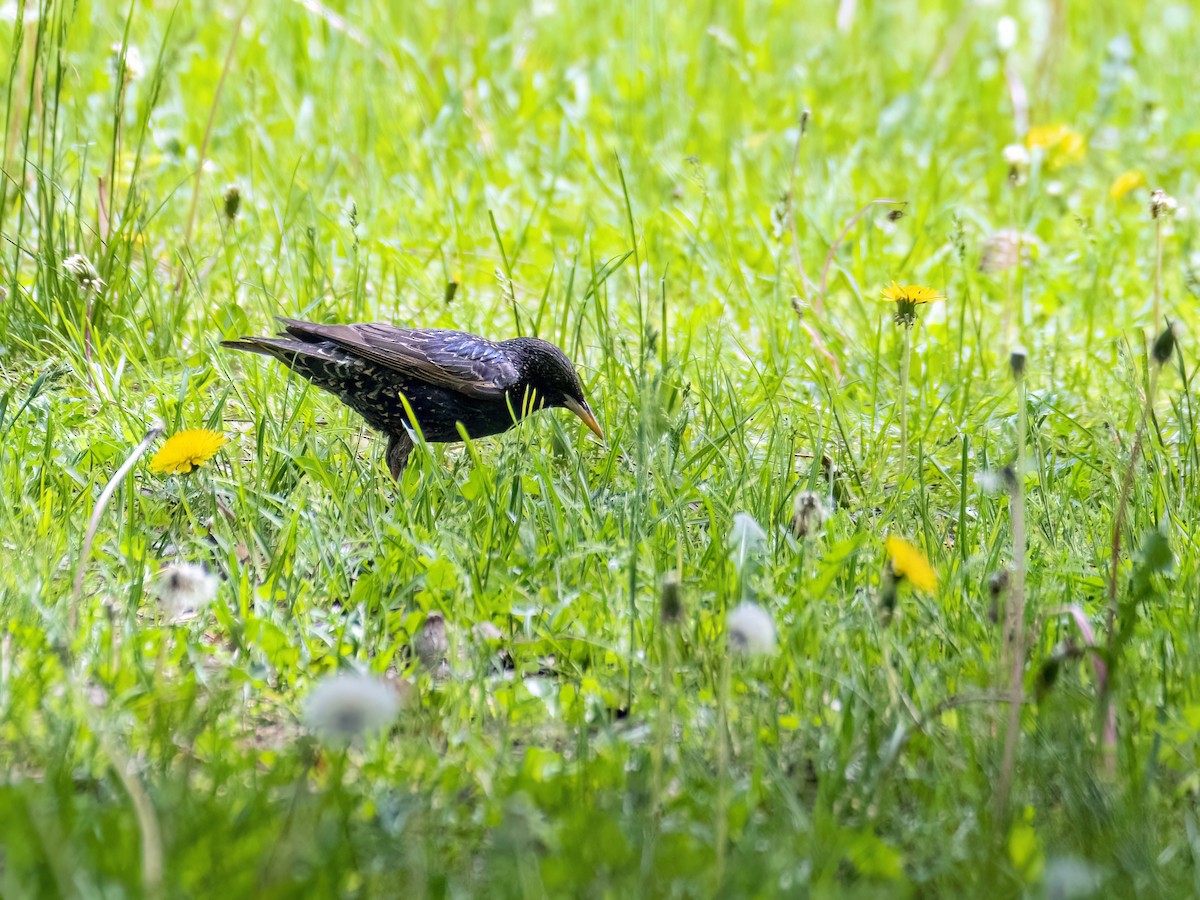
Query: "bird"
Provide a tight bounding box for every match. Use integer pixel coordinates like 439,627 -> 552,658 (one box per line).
222,317 -> 603,478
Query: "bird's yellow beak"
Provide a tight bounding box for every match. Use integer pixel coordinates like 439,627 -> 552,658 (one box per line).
564,397 -> 604,440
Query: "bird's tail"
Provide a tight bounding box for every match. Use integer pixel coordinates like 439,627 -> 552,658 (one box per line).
222,317 -> 347,359
221,330 -> 361,383
220,336 -> 309,360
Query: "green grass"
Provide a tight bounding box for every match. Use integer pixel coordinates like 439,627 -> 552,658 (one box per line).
2,0 -> 1200,895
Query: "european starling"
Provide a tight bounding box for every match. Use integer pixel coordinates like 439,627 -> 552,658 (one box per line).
222,317 -> 603,478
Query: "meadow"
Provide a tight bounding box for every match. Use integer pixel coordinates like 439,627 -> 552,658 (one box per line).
1,0 -> 1199,896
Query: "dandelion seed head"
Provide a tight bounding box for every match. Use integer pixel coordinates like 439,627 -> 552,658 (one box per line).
109,43 -> 144,82
988,569 -> 1011,599
471,621 -> 502,642
790,490 -> 829,538
222,183 -> 241,220
996,15 -> 1018,52
155,562 -> 218,620
727,602 -> 777,656
660,573 -> 684,625
1002,144 -> 1031,168
979,230 -> 1038,274
1150,189 -> 1178,219
728,513 -> 767,571
1153,322 -> 1178,366
1042,857 -> 1104,899
975,470 -> 1009,495
302,673 -> 401,744
413,612 -> 449,675
62,254 -> 104,293
1010,344 -> 1028,380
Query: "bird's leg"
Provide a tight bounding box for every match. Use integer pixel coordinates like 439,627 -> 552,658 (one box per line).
386,431 -> 414,480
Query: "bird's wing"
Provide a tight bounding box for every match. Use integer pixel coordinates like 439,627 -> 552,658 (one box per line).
275,318 -> 520,399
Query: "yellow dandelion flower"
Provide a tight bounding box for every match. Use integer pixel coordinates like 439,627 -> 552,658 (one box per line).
881,282 -> 944,327
149,429 -> 228,475
1025,124 -> 1085,169
882,283 -> 943,305
1109,169 -> 1146,200
884,536 -> 938,593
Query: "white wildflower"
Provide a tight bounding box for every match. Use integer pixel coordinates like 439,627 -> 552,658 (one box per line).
155,562 -> 218,621
727,602 -> 777,656
302,673 -> 401,744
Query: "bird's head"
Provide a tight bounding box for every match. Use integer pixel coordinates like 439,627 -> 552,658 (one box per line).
505,337 -> 604,439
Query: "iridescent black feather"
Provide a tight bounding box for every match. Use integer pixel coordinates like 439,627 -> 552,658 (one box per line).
222,318 -> 602,478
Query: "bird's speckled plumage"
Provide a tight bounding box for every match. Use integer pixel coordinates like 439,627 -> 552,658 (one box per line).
222,317 -> 602,478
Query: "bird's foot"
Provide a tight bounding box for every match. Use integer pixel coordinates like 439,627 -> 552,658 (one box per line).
386,432 -> 414,480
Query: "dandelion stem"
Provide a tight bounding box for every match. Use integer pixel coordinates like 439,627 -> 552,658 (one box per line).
1153,214 -> 1163,335
94,720 -> 165,900
1101,361 -> 1162,772
715,652 -> 731,887
879,625 -> 922,725
1003,267 -> 1013,349
786,109 -> 813,303
899,328 -> 912,475
996,367 -> 1028,822
71,424 -> 163,633
652,627 -> 672,803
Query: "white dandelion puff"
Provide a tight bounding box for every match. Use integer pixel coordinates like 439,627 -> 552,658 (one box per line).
979,229 -> 1040,274
302,673 -> 401,744
996,15 -> 1018,52
1009,344 -> 1028,380
222,183 -> 242,220
975,470 -> 1008,495
1150,189 -> 1178,219
791,490 -> 829,538
155,562 -> 218,621
727,602 -> 777,656
978,465 -> 1019,496
413,612 -> 450,678
1002,144 -> 1030,168
471,621 -> 502,643
62,253 -> 104,293
659,573 -> 684,625
109,42 -> 144,82
728,512 -> 767,573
